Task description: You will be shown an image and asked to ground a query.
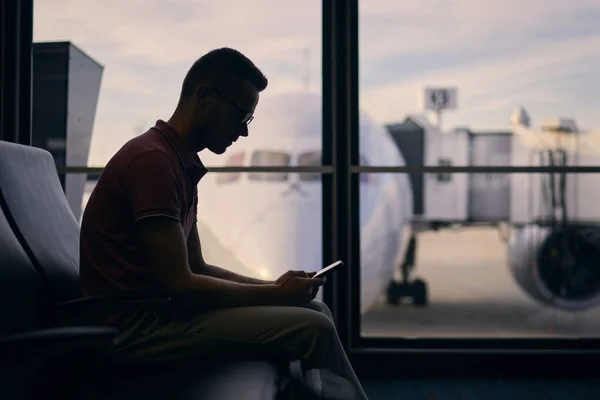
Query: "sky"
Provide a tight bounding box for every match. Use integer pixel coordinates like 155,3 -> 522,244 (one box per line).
33,0 -> 600,166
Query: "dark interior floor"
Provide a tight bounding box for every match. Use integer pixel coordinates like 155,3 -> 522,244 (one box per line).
362,379 -> 600,400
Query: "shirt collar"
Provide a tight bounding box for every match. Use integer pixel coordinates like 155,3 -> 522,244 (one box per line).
153,120 -> 208,183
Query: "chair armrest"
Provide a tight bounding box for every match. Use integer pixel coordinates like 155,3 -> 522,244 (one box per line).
0,326 -> 118,357
0,327 -> 118,399
57,290 -> 173,325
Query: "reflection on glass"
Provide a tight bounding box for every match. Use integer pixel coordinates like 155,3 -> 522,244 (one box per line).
359,1 -> 600,166
359,172 -> 600,339
34,0 -> 322,167
81,172 -> 324,293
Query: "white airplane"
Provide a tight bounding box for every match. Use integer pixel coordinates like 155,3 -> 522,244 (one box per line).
81,92 -> 415,315
195,92 -> 414,315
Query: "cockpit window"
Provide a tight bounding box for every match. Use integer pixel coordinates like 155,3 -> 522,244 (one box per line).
216,152 -> 244,184
360,154 -> 375,183
298,151 -> 321,181
295,152 -> 374,182
249,150 -> 290,182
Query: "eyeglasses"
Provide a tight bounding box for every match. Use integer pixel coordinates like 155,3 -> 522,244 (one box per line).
212,87 -> 254,125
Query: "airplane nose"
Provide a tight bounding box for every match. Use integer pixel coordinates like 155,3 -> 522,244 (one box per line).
236,201 -> 322,281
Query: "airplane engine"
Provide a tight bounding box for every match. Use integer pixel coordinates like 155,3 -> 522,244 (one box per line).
508,224 -> 600,310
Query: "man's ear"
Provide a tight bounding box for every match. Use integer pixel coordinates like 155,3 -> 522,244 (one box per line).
195,85 -> 216,109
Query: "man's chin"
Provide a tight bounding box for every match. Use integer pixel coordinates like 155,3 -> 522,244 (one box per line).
208,145 -> 227,155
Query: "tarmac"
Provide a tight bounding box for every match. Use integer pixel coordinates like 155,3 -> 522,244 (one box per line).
361,227 -> 600,338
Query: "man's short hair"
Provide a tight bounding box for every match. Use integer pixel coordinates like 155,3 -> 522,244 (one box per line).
179,48 -> 268,102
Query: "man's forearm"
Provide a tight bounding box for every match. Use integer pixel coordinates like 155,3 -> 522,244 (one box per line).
199,263 -> 273,285
173,273 -> 280,310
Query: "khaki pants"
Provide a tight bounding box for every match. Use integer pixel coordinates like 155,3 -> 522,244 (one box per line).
113,300 -> 368,400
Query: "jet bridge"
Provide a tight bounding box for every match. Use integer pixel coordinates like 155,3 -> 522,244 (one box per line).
386,114 -> 600,310
386,120 -> 512,227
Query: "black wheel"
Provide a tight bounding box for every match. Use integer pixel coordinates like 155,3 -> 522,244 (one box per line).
386,281 -> 400,305
412,279 -> 428,306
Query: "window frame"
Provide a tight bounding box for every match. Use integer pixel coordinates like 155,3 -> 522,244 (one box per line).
20,0 -> 600,380
334,0 -> 600,379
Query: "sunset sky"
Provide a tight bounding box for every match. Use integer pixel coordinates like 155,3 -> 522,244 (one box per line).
33,0 -> 600,166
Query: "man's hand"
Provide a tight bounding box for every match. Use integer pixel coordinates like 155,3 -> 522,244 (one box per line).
275,270 -> 326,300
273,270 -> 326,306
274,270 -> 307,282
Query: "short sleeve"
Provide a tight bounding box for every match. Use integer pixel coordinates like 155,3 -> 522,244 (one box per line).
192,187 -> 198,224
123,150 -> 181,223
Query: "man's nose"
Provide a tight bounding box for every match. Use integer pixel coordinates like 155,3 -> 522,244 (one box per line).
239,124 -> 249,137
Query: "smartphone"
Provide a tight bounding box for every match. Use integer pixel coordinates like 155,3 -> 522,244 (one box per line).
313,260 -> 343,279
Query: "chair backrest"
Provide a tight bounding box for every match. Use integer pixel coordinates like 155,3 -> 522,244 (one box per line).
0,197 -> 50,335
0,140 -> 81,303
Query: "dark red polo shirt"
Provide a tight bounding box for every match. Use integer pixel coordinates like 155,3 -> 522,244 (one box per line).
80,120 -> 207,305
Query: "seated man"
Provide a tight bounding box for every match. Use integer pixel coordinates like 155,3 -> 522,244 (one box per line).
80,47 -> 368,400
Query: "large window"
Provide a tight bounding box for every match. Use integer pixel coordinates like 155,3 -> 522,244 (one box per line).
34,0 -> 323,167
33,0 -> 328,288
26,0 -> 600,362
359,1 -> 600,168
357,0 -> 600,345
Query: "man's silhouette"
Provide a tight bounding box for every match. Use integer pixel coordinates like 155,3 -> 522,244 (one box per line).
80,48 -> 368,400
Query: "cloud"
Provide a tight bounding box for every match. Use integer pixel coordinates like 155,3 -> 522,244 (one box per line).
360,0 -> 600,58
360,34 -> 600,130
34,0 -> 323,165
34,0 -> 322,68
33,0 -> 600,165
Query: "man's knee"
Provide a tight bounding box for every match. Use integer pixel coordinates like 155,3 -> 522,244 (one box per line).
294,308 -> 336,355
285,304 -> 335,339
304,300 -> 333,319
307,300 -> 329,312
